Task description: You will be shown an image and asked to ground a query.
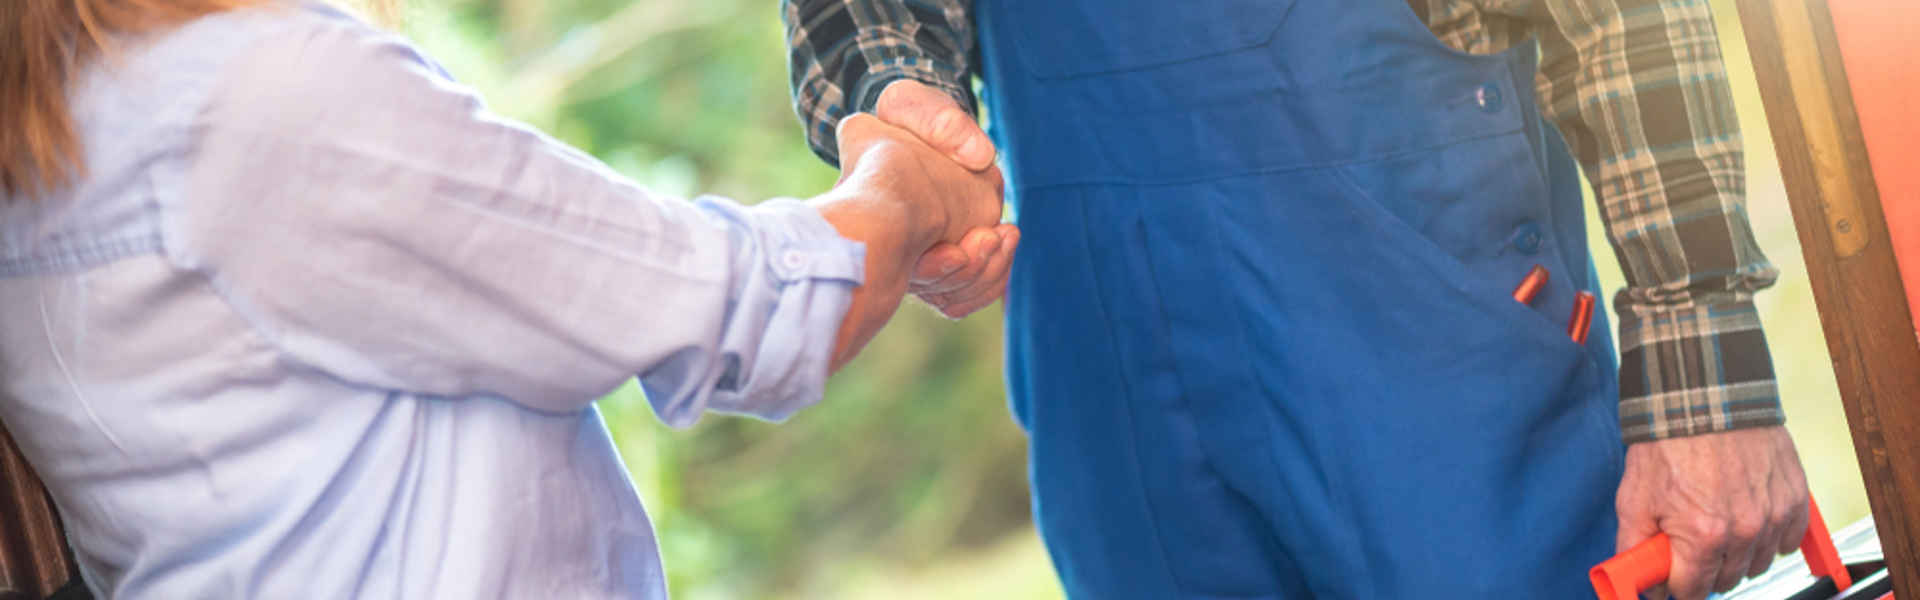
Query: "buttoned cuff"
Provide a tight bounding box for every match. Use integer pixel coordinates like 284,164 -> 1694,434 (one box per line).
672,197 -> 863,426
758,200 -> 867,285
1616,300 -> 1786,444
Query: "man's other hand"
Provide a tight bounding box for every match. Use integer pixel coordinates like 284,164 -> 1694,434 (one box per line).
1615,425 -> 1809,600
873,79 -> 1017,319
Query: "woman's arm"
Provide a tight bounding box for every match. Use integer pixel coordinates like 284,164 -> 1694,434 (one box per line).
173,10 -> 997,425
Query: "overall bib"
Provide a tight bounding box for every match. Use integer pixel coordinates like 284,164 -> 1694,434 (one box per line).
976,0 -> 1628,597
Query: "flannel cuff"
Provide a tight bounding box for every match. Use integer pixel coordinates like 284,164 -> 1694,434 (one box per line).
1616,300 -> 1786,444
851,65 -> 975,123
798,31 -> 973,167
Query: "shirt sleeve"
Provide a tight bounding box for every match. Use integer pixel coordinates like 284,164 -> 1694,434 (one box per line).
172,13 -> 864,426
1464,0 -> 1785,443
784,0 -> 977,166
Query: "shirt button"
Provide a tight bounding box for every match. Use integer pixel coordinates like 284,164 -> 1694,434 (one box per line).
1476,82 -> 1504,113
781,250 -> 808,272
1514,222 -> 1545,256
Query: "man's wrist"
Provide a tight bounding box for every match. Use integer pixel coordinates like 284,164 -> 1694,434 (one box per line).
853,73 -> 975,121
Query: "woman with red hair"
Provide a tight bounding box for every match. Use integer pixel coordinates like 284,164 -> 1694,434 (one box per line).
0,0 -> 1010,597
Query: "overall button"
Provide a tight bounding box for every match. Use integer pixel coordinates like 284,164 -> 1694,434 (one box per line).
1514,222 -> 1545,256
1476,82 -> 1504,113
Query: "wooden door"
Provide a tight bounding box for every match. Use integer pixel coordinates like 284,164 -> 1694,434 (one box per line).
1732,0 -> 1920,595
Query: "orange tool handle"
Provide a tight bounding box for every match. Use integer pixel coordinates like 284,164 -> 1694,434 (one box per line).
1590,498 -> 1850,600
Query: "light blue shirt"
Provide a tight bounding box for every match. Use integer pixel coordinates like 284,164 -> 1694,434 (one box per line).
0,3 -> 863,598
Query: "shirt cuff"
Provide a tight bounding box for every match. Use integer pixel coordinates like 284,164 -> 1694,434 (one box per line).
807,43 -> 974,167
850,68 -> 976,121
1616,300 -> 1786,444
691,197 -> 864,424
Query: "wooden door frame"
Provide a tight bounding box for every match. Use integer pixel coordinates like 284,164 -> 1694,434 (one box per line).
1732,0 -> 1920,594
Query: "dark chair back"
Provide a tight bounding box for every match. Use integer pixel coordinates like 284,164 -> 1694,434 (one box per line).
0,422 -> 86,600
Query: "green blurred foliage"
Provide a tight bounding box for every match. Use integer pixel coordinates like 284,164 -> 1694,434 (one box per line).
392,0 -> 1866,597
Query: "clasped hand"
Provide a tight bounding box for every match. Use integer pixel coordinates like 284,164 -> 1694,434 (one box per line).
847,81 -> 1018,320
808,81 -> 1016,370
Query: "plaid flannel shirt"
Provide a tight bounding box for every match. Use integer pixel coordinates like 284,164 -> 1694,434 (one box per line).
784,0 -> 1785,444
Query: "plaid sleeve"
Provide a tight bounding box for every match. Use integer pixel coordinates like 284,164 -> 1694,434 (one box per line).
783,0 -> 977,167
1478,0 -> 1786,443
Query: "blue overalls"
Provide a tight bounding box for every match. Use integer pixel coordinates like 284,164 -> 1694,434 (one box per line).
977,0 -> 1627,597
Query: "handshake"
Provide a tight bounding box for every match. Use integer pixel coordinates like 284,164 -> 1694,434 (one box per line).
808,81 -> 1020,370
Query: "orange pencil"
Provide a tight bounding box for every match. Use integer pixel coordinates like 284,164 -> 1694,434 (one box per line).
1512,265 -> 1548,304
1568,291 -> 1595,344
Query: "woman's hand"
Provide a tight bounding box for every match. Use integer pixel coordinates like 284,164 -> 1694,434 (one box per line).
809,114 -> 1008,370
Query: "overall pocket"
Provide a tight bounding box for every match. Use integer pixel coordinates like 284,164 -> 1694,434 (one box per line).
1317,131 -> 1594,350
998,0 -> 1298,79
1127,166 -> 1622,596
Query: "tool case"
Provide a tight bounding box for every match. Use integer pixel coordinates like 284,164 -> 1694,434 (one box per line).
1593,499 -> 1894,600
1719,514 -> 1891,600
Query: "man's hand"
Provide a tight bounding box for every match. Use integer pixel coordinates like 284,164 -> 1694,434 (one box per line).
833,113 -> 1004,245
872,79 -> 1018,319
875,80 -> 997,171
1615,425 -> 1809,600
812,114 -> 1006,370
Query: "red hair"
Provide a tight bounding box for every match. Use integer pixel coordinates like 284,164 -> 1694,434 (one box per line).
0,0 -> 284,199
